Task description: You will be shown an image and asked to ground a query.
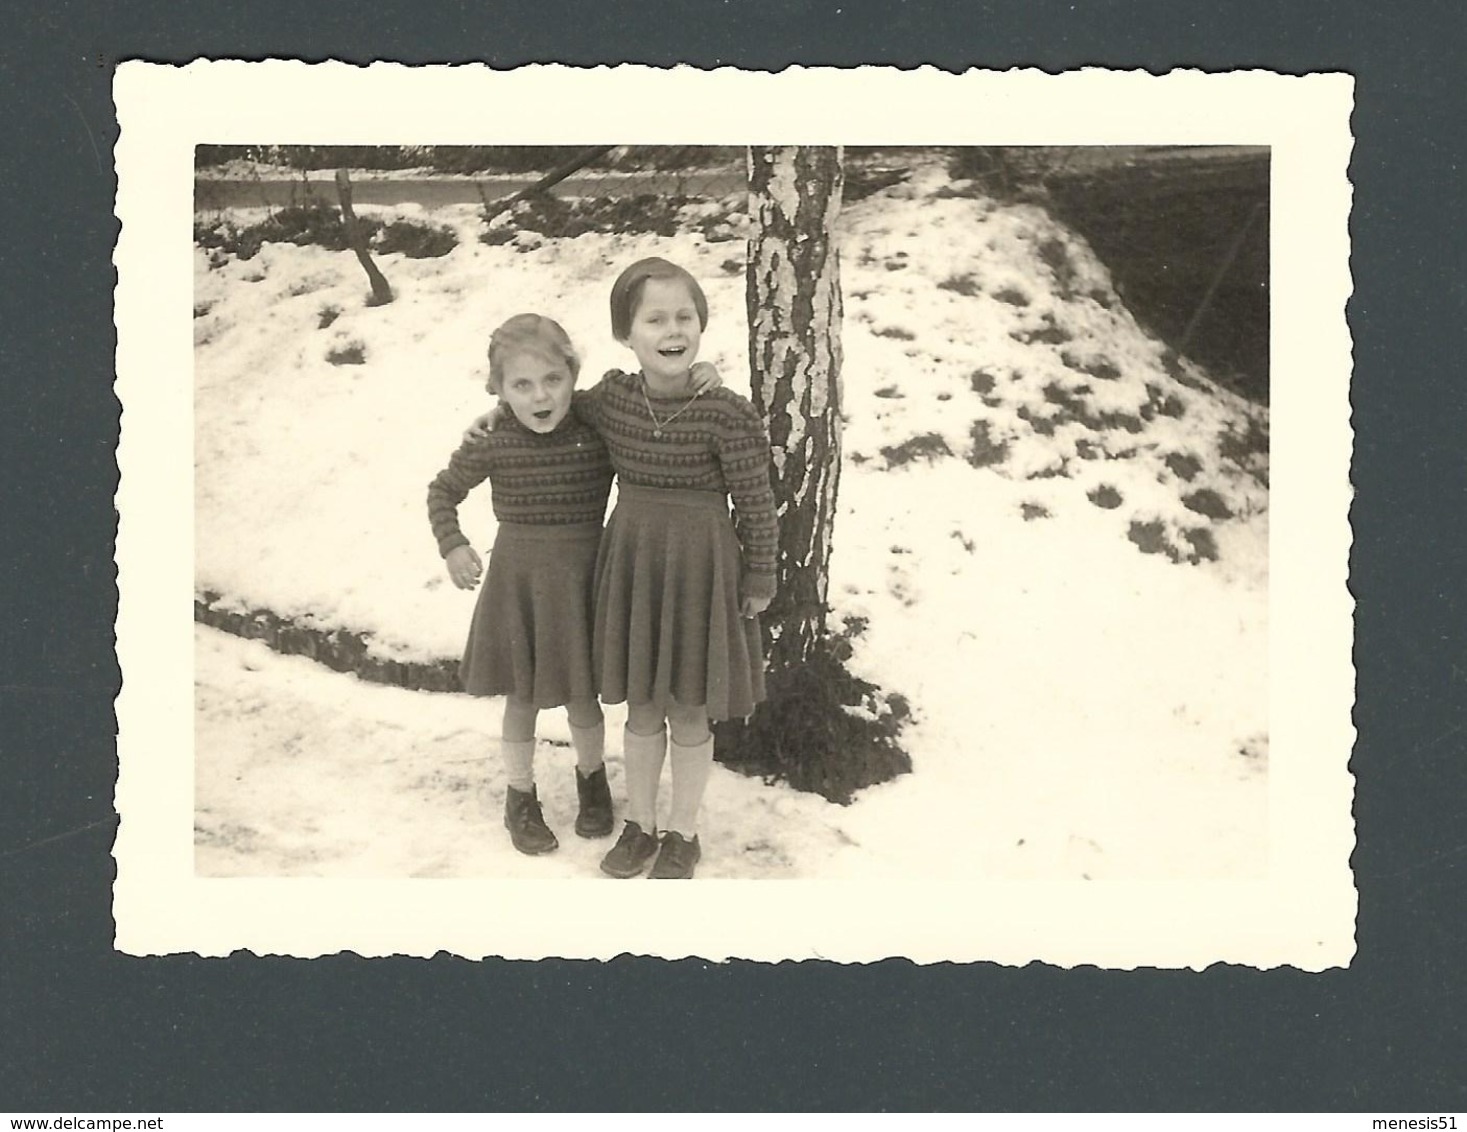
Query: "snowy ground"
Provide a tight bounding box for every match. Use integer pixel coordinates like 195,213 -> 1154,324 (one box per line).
192,157 -> 1269,881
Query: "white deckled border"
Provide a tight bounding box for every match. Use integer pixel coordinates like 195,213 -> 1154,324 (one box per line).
114,63 -> 1355,966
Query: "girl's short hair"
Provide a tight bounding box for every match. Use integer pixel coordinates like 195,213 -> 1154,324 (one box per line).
608,257 -> 709,341
486,313 -> 581,393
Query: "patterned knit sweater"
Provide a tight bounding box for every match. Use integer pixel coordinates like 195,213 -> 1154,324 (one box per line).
580,369 -> 779,601
426,413 -> 613,558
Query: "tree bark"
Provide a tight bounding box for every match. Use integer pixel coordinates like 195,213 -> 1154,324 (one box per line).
334,169 -> 393,306
746,145 -> 845,672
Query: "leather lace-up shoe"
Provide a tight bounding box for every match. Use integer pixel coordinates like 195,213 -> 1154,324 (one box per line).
649,831 -> 701,879
504,785 -> 558,856
574,766 -> 615,838
599,820 -> 658,878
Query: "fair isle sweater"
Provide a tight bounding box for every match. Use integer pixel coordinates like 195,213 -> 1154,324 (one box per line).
426,413 -> 613,558
580,369 -> 779,601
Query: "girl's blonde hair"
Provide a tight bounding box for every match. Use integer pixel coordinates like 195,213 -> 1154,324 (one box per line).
486,313 -> 581,393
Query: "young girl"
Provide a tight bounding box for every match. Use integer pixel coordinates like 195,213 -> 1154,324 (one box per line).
585,257 -> 778,879
426,314 -> 616,856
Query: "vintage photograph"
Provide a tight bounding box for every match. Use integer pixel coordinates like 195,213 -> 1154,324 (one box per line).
114,65 -> 1354,963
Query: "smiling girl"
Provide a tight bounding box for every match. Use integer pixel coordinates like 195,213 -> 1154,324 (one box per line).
585,257 -> 779,879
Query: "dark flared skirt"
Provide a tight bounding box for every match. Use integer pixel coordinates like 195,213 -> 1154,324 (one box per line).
460,520 -> 602,706
593,485 -> 766,721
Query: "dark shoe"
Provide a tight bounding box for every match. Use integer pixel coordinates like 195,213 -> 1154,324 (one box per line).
574,765 -> 615,839
599,820 -> 658,878
649,831 -> 701,879
504,785 -> 558,856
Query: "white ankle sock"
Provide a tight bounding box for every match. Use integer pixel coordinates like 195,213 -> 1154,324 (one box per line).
666,735 -> 714,839
622,726 -> 668,831
569,721 -> 606,775
501,737 -> 536,794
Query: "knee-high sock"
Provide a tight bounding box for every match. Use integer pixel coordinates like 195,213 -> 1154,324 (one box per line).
666,735 -> 715,839
622,726 -> 667,831
569,721 -> 606,775
501,737 -> 536,794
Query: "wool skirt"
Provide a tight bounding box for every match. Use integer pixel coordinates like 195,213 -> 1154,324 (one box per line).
593,485 -> 766,721
460,520 -> 602,706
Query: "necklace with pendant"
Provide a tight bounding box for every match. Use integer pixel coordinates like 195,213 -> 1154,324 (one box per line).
640,379 -> 701,438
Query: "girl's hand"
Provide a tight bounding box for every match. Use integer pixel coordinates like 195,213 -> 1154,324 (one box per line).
446,545 -> 483,590
689,360 -> 723,394
463,404 -> 508,443
740,592 -> 772,619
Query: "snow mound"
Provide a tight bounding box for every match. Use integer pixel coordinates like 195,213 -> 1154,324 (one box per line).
840,183 -> 1268,574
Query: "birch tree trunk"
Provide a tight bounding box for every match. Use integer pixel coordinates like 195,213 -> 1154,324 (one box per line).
746,145 -> 844,672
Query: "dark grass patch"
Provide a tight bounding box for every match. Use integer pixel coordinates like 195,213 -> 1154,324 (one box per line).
376,219 -> 458,258
1140,382 -> 1187,421
1017,404 -> 1057,437
316,305 -> 340,330
1010,316 -> 1071,346
1165,452 -> 1203,481
1020,502 -> 1051,521
1075,438 -> 1101,460
713,634 -> 912,804
720,258 -> 743,275
196,203 -> 457,260
1038,237 -> 1078,297
1088,484 -> 1123,509
882,433 -> 952,467
969,369 -> 997,396
873,385 -> 903,399
883,260 -> 908,272
938,274 -> 982,297
873,325 -> 916,340
1035,384 -> 1144,435
1182,488 -> 1233,520
1218,416 -> 1270,485
993,286 -> 1031,307
951,530 -> 976,552
193,300 -> 214,319
968,419 -> 1010,467
195,593 -> 461,692
1061,351 -> 1122,381
482,191 -> 731,241
326,343 -> 366,366
1128,520 -> 1176,559
1128,520 -> 1220,565
937,392 -> 952,402
1182,527 -> 1220,562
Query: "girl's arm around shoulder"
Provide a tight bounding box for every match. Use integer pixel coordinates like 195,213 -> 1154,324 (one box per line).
570,369 -> 630,429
